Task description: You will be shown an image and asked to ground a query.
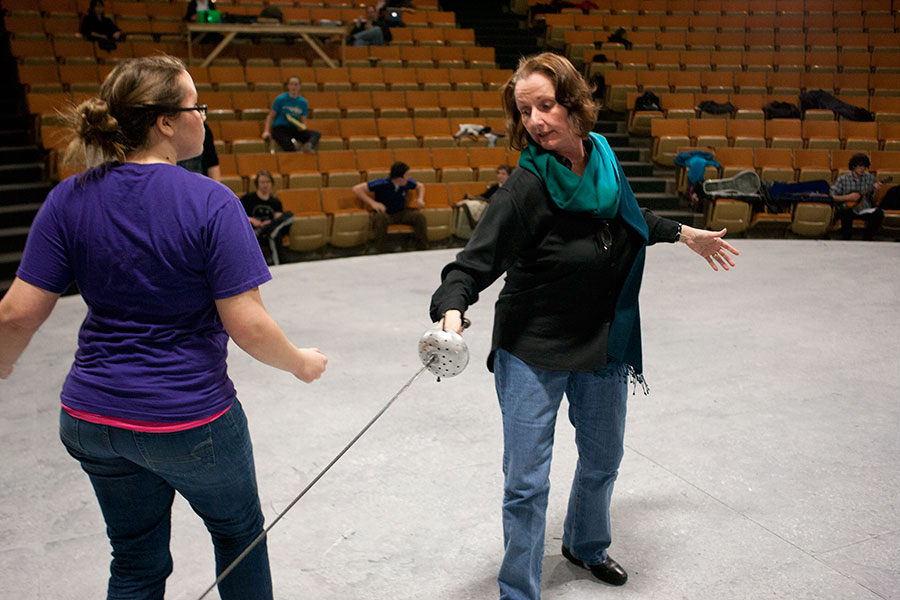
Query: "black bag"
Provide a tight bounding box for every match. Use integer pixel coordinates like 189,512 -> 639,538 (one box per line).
763,101 -> 801,119
634,91 -> 661,112
880,185 -> 900,211
698,100 -> 735,115
607,28 -> 632,50
799,90 -> 874,122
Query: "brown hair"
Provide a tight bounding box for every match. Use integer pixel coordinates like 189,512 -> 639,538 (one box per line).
64,54 -> 188,167
255,169 -> 276,188
501,52 -> 598,151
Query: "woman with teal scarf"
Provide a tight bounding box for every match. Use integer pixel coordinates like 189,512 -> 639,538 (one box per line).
430,53 -> 739,600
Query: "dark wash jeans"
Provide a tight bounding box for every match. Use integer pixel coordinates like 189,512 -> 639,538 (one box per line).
59,400 -> 273,600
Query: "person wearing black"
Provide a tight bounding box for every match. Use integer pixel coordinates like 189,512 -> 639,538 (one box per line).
240,170 -> 294,265
348,5 -> 393,46
177,122 -> 220,180
80,0 -> 122,52
352,161 -> 427,253
430,53 -> 739,600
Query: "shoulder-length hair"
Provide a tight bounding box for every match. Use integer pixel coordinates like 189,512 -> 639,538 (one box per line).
501,52 -> 599,151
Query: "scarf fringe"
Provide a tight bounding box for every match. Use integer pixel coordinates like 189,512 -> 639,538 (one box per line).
624,365 -> 650,396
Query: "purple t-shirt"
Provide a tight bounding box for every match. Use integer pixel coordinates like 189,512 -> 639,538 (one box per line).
17,162 -> 271,422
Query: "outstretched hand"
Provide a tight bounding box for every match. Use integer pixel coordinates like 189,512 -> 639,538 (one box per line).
681,226 -> 740,271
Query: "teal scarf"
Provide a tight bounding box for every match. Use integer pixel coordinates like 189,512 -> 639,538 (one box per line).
517,132 -> 621,218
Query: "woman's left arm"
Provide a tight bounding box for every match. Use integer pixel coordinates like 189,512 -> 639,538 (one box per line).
0,278 -> 60,379
678,225 -> 739,271
643,209 -> 739,272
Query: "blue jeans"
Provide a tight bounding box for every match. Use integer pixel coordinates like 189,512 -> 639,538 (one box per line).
493,349 -> 628,600
59,400 -> 273,600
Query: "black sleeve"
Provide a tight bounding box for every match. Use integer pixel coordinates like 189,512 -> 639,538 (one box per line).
238,193 -> 254,217
272,197 -> 283,212
642,208 -> 681,246
201,125 -> 219,172
429,172 -> 543,322
481,183 -> 500,200
185,0 -> 197,21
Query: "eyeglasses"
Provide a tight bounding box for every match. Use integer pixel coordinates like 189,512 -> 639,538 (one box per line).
172,104 -> 208,120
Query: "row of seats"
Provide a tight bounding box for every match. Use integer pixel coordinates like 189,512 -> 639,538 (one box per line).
50,142 -> 516,189
43,115 -> 510,154
27,85 -> 511,125
621,92 -> 899,132
227,149 -> 512,199
585,48 -> 900,77
545,11 -> 900,40
215,147 -> 518,187
2,0 -> 440,15
676,147 -> 900,184
271,182 -> 475,253
532,0 -> 895,19
19,61 -> 507,94
607,70 -> 894,99
566,30 -> 900,62
4,6 -> 450,30
653,119 -> 900,165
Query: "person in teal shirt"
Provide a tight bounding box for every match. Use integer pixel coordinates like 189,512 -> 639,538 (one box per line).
262,76 -> 321,152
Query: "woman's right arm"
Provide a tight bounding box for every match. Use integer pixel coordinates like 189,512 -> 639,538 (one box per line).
215,287 -> 327,383
0,278 -> 60,379
430,178 -> 538,326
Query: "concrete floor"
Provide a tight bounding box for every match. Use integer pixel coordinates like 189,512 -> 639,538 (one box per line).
1,239 -> 899,600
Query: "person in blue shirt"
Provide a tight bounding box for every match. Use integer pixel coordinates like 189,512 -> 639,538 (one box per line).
262,76 -> 321,152
352,161 -> 428,252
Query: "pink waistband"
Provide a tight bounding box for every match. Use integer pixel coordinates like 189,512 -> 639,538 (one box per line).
62,404 -> 231,433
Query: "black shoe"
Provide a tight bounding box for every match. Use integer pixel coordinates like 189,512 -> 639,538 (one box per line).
561,544 -> 628,586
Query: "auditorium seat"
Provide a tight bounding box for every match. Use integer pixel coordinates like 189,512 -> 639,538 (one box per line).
349,68 -> 387,92
841,121 -> 879,152
279,153 -> 322,189
790,202 -> 834,238
393,148 -> 436,183
793,149 -> 833,183
341,119 -> 382,150
318,150 -> 362,188
414,118 -> 455,148
319,188 -> 371,249
338,91 -> 376,119
802,121 -> 841,151
355,149 -> 393,180
715,147 -> 755,178
651,119 -> 690,166
689,119 -> 728,149
766,119 -> 803,150
706,199 -> 752,235
370,91 -> 408,119
880,123 -> 900,152
754,148 -> 795,182
278,189 -> 329,252
421,183 -> 453,240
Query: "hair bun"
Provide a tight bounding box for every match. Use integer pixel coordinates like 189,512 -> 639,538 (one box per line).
75,97 -> 119,145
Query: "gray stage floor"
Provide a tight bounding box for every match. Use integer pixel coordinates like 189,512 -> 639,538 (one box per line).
2,239 -> 899,600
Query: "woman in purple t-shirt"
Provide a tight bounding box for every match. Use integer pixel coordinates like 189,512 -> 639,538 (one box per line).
0,55 -> 327,599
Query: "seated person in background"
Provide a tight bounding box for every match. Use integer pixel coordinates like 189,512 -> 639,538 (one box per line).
352,161 -> 428,253
185,0 -> 217,21
262,76 -> 322,153
349,5 -> 393,46
177,122 -> 220,181
454,164 -> 514,239
80,0 -> 122,51
241,170 -> 294,265
830,153 -> 885,241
